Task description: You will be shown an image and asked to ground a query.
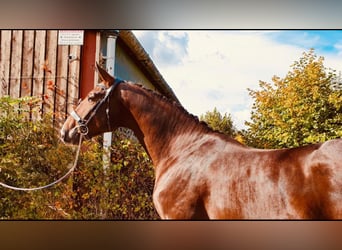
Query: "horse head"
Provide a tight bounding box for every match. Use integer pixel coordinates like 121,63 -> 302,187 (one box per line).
60,63 -> 124,144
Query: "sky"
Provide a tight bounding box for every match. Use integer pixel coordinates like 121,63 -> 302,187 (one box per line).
132,30 -> 342,129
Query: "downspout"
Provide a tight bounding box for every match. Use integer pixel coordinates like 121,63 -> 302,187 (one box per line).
103,30 -> 119,171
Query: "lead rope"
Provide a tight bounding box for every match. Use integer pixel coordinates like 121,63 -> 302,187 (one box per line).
0,135 -> 83,191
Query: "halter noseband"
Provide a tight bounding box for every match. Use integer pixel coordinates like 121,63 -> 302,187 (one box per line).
70,78 -> 124,138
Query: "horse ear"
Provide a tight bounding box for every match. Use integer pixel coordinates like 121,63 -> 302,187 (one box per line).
96,62 -> 115,88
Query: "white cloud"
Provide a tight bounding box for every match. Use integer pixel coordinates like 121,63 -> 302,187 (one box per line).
135,31 -> 188,67
133,30 -> 342,130
334,41 -> 342,56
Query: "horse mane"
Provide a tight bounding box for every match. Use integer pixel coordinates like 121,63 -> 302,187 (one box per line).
130,82 -> 243,145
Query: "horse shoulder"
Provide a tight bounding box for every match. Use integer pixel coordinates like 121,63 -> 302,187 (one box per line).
152,133 -> 224,219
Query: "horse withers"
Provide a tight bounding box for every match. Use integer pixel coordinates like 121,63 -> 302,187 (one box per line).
61,63 -> 342,219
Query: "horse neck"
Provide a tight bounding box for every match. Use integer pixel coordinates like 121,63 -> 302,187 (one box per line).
117,83 -> 205,165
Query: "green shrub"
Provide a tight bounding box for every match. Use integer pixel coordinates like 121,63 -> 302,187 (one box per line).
0,95 -> 74,219
71,131 -> 159,220
0,96 -> 159,220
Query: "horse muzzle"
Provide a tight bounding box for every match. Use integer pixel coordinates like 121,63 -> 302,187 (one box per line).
60,126 -> 82,145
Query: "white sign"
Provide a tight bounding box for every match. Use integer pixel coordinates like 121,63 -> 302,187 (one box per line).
58,30 -> 84,45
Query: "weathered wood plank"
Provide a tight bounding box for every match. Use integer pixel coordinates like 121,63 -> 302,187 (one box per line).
0,30 -> 11,96
31,30 -> 46,119
32,30 -> 46,97
55,44 -> 69,127
67,45 -> 81,114
43,30 -> 58,116
9,30 -> 23,98
21,30 -> 34,97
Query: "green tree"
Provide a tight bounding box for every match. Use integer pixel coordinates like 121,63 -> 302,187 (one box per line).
246,49 -> 342,149
200,107 -> 237,136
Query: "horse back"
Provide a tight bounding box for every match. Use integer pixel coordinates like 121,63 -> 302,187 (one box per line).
205,138 -> 342,219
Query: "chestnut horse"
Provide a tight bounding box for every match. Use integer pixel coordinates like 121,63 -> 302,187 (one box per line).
61,64 -> 342,219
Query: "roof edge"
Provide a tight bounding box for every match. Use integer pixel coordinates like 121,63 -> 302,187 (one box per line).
117,30 -> 180,103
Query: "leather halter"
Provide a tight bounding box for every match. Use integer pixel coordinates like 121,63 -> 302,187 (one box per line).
70,78 -> 124,138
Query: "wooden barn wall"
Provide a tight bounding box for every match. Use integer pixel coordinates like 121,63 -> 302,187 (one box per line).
0,30 -> 81,127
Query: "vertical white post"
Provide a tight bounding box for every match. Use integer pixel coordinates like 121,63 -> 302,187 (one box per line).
103,33 -> 118,171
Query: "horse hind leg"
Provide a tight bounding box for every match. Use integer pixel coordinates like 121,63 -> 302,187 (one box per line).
191,198 -> 209,220
303,164 -> 335,219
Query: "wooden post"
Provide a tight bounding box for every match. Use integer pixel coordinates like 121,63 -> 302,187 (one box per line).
79,30 -> 98,99
73,30 -> 100,212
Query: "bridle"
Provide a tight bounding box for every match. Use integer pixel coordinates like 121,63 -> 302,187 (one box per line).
0,77 -> 125,191
70,78 -> 124,138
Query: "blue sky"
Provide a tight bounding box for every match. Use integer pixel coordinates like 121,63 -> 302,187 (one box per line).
133,30 -> 342,129
265,30 -> 342,54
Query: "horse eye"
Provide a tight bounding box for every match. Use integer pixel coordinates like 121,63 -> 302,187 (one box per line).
88,93 -> 96,102
88,91 -> 105,102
